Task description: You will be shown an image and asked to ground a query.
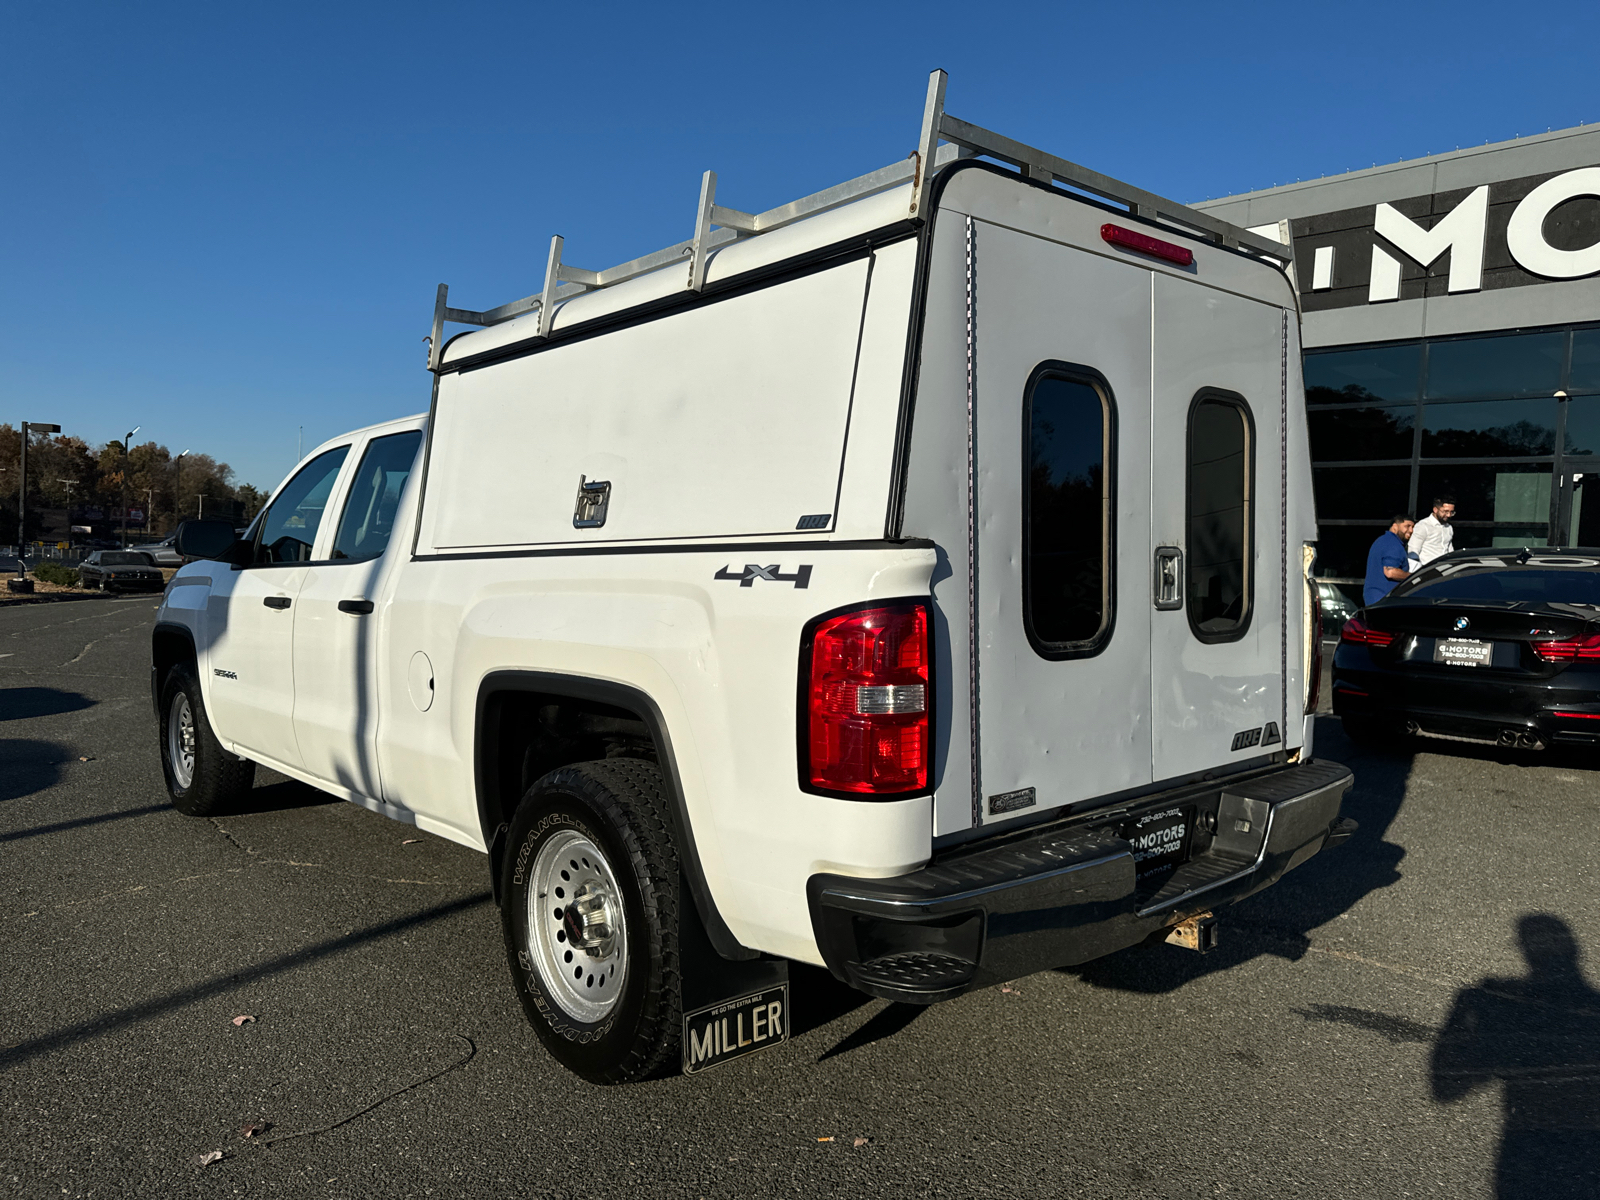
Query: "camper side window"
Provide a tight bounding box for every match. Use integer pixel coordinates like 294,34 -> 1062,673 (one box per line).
1023,367 -> 1114,657
1186,392 -> 1254,641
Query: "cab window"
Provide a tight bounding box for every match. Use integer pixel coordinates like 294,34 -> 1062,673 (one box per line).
331,431 -> 423,563
1187,392 -> 1253,641
254,447 -> 350,564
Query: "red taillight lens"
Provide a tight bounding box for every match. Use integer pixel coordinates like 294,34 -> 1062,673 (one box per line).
803,602 -> 930,796
1533,633 -> 1600,662
1340,617 -> 1394,648
1101,223 -> 1195,266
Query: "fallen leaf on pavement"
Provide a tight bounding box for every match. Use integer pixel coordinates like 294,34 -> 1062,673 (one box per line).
78,756 -> 95,762
239,1120 -> 271,1139
853,1137 -> 871,1148
195,1150 -> 223,1168
231,1015 -> 255,1027
401,839 -> 421,845
1000,984 -> 1019,995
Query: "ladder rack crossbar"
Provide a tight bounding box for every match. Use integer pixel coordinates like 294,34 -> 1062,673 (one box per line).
935,112 -> 1292,263
426,70 -> 1292,371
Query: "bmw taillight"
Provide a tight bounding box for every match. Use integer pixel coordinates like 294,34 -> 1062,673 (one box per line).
1533,633 -> 1600,662
1340,617 -> 1394,648
801,601 -> 931,797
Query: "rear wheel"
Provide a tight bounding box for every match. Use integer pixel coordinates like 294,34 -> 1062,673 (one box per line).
500,759 -> 680,1084
158,661 -> 255,816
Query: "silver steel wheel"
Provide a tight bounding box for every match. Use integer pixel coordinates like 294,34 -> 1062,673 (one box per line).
526,828 -> 628,1022
168,692 -> 196,790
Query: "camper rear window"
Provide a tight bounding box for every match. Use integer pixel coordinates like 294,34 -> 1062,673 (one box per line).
1187,393 -> 1253,641
1024,369 -> 1113,655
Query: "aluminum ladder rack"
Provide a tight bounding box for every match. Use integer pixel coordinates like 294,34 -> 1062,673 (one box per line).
427,69 -> 1294,371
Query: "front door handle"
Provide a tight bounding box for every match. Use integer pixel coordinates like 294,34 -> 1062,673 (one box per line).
1153,547 -> 1183,611
263,596 -> 291,610
338,599 -> 375,615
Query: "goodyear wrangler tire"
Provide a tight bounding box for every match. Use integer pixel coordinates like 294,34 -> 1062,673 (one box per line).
501,759 -> 681,1084
158,661 -> 256,817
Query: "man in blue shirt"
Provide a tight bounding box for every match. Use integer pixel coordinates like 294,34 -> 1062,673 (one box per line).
1364,514 -> 1415,605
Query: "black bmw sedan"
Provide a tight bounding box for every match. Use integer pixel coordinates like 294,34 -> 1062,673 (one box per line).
78,550 -> 165,593
1331,548 -> 1600,751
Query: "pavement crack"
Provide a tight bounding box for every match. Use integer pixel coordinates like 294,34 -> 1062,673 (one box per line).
210,818 -> 254,858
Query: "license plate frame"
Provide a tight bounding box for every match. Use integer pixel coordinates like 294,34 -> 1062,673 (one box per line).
1435,637 -> 1492,668
1126,805 -> 1193,881
682,983 -> 789,1074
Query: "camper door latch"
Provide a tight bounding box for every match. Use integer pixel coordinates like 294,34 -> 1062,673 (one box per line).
1153,546 -> 1183,610
573,475 -> 612,528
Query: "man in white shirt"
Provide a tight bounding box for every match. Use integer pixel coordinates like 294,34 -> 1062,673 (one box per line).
1409,494 -> 1457,567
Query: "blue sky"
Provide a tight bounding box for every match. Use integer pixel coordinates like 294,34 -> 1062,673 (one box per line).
4,1 -> 1598,490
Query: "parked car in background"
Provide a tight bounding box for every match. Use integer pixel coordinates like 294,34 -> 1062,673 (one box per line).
1332,548 -> 1600,750
141,538 -> 184,567
1317,580 -> 1359,630
79,551 -> 165,593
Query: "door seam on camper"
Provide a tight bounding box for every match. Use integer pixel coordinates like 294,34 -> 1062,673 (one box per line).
965,215 -> 982,829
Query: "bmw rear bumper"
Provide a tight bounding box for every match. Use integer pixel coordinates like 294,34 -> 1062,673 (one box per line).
806,759 -> 1354,1004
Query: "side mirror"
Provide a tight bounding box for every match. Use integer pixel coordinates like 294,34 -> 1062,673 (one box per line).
174,519 -> 251,564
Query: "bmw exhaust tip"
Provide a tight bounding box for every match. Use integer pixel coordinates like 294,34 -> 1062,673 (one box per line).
1499,729 -> 1519,746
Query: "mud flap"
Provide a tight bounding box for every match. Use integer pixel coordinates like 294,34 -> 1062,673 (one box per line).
679,876 -> 789,1074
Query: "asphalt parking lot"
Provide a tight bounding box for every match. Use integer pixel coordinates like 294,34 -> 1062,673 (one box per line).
3,599 -> 1599,1199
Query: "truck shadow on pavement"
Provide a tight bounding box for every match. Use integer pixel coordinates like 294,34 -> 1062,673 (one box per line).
0,737 -> 72,803
1069,715 -> 1414,993
1429,913 -> 1600,1200
0,686 -> 95,722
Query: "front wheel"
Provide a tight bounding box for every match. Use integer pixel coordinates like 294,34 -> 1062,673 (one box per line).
500,759 -> 681,1084
159,661 -> 256,816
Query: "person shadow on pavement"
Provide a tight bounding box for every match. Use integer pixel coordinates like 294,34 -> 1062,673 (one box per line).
1431,914 -> 1600,1200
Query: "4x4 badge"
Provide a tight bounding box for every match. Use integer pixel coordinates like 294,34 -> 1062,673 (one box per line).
714,564 -> 812,589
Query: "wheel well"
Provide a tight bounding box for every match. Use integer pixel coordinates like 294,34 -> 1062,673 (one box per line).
483,690 -> 657,837
151,625 -> 195,711
474,672 -> 756,961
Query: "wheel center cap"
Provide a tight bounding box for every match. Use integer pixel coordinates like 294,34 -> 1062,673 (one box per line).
562,882 -> 615,955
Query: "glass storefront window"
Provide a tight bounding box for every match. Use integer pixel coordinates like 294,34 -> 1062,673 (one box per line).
1453,525 -> 1551,550
1316,525 -> 1393,579
1313,466 -> 1412,519
1308,406 -> 1415,462
1566,397 -> 1600,456
1416,464 -> 1552,526
1568,329 -> 1600,394
1304,343 -> 1421,404
1420,398 -> 1559,458
1424,331 -> 1566,399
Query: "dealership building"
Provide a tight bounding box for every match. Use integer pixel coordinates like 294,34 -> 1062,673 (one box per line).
1197,124 -> 1600,596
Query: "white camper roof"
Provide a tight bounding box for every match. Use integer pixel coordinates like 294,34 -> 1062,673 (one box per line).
433,71 -> 1293,372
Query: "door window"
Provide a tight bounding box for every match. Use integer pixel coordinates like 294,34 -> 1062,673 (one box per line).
1187,393 -> 1253,641
330,431 -> 423,562
1023,367 -> 1114,655
253,447 -> 350,564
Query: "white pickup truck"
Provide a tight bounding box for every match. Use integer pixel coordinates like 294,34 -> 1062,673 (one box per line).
154,73 -> 1354,1084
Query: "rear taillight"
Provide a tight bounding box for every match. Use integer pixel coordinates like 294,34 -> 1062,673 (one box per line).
1533,633 -> 1600,662
1340,617 -> 1394,648
801,601 -> 931,797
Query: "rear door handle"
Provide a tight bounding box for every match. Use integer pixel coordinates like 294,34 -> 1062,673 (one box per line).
263,596 -> 291,610
1153,547 -> 1183,610
338,599 -> 375,615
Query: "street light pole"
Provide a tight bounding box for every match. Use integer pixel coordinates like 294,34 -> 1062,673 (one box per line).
172,449 -> 188,529
16,421 -> 61,580
119,426 -> 140,549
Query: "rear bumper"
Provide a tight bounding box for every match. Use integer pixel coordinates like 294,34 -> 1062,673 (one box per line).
807,759 -> 1354,1003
